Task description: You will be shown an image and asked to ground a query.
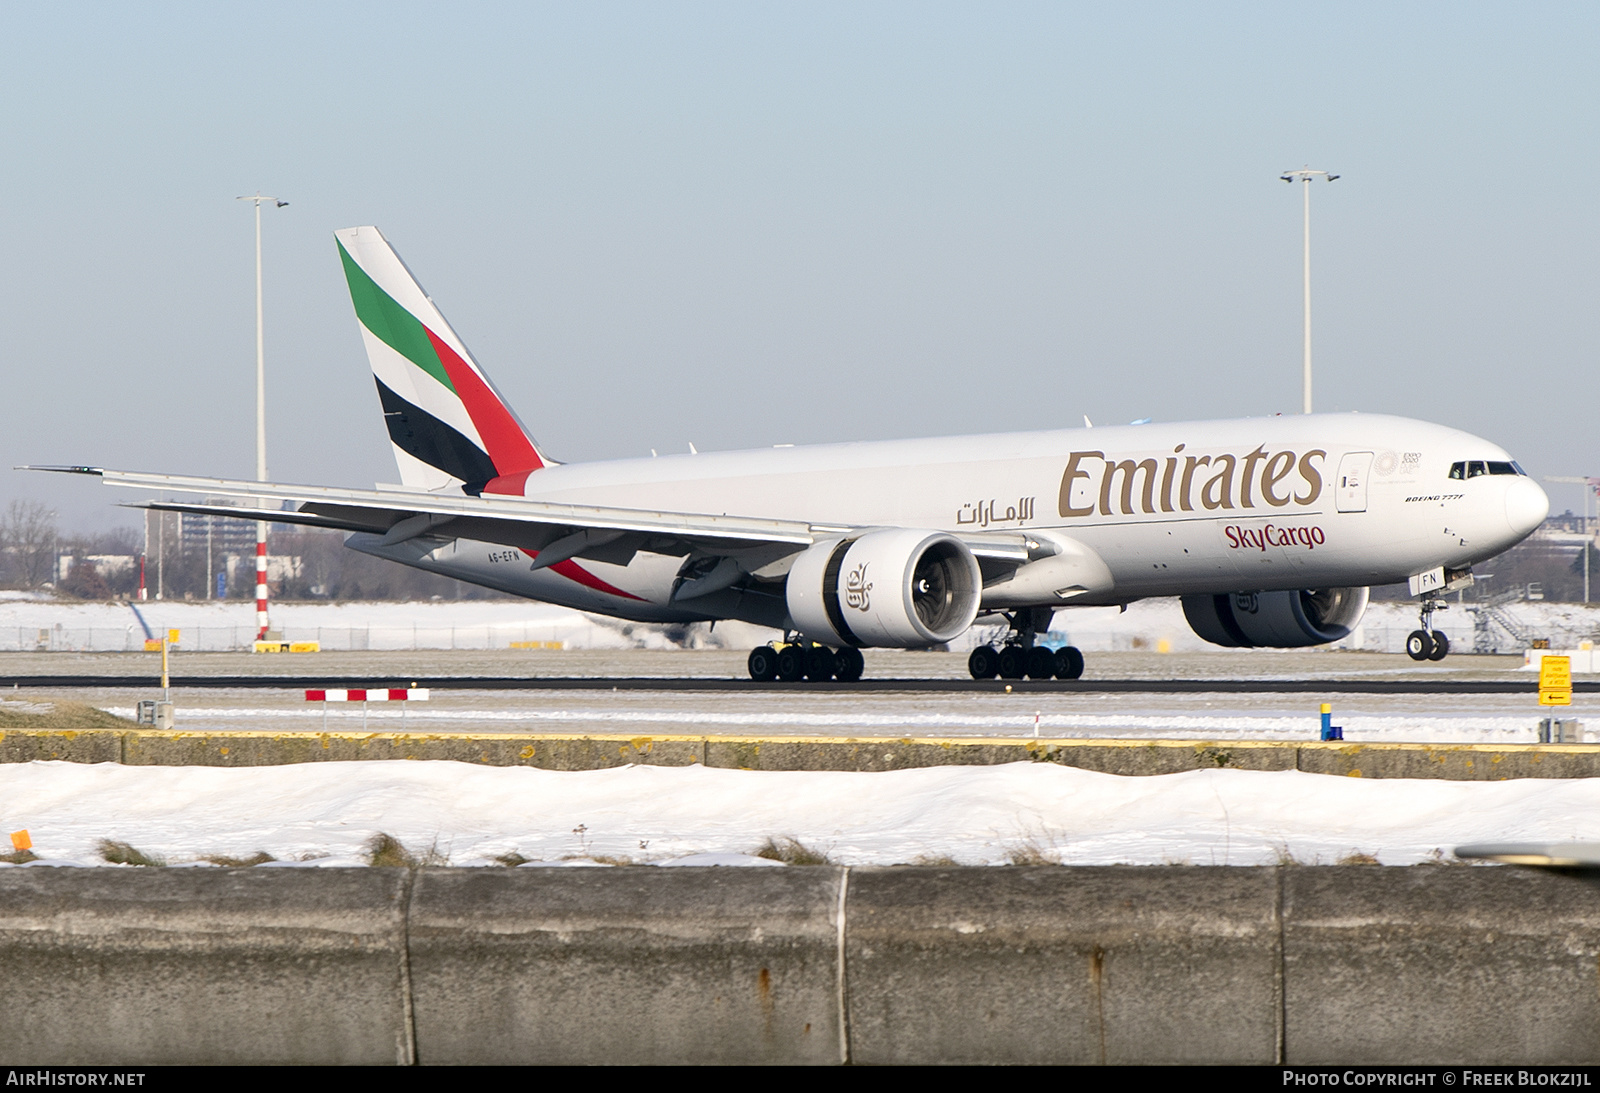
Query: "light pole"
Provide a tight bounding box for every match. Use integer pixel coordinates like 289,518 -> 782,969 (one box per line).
236,193 -> 288,639
1544,475 -> 1598,604
1280,168 -> 1339,414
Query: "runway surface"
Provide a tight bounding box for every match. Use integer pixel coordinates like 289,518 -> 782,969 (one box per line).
0,674 -> 1588,694
0,649 -> 1587,745
0,645 -> 1578,692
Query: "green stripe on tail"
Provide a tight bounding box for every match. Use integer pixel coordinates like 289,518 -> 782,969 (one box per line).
337,240 -> 455,393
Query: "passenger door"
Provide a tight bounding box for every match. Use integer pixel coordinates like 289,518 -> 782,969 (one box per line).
1335,451 -> 1373,513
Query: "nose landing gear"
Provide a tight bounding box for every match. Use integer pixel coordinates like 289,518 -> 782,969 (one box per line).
1406,593 -> 1452,662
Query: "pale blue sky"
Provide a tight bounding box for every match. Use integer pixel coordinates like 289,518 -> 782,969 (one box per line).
2,2 -> 1596,528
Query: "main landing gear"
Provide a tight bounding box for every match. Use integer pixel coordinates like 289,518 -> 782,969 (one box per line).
967,608 -> 1085,681
1406,593 -> 1451,663
748,642 -> 865,682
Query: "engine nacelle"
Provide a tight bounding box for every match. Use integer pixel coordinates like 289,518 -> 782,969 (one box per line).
1182,587 -> 1369,648
787,529 -> 983,647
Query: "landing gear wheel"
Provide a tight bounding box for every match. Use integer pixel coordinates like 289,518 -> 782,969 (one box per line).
1405,630 -> 1434,662
747,646 -> 778,682
1054,646 -> 1085,680
968,645 -> 1000,680
776,644 -> 806,681
834,646 -> 865,682
1427,631 -> 1450,661
997,645 -> 1028,680
1026,647 -> 1057,680
804,646 -> 837,681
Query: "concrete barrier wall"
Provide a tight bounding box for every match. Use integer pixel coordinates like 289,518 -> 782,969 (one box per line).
844,866 -> 1282,1065
4,865 -> 1600,1064
7,727 -> 1600,778
1284,867 -> 1600,1064
0,868 -> 413,1065
408,868 -> 845,1065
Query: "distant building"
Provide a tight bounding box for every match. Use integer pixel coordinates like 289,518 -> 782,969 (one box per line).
1533,511 -> 1595,560
1545,509 -> 1592,535
224,553 -> 302,588
178,501 -> 259,558
55,554 -> 136,582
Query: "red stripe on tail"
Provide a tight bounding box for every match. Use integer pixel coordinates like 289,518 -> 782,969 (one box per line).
482,470 -> 535,496
425,328 -> 544,475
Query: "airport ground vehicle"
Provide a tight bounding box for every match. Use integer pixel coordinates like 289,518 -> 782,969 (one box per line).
36,227 -> 1549,679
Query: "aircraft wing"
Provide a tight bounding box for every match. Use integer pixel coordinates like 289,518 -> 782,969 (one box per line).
26,466 -> 1033,566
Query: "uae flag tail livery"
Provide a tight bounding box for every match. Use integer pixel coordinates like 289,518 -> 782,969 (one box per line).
335,226 -> 549,496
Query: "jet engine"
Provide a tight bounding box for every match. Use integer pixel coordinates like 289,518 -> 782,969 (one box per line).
786,529 -> 983,647
1181,587 -> 1370,648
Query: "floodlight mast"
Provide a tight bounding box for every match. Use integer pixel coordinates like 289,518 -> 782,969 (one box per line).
1280,169 -> 1339,414
235,193 -> 288,639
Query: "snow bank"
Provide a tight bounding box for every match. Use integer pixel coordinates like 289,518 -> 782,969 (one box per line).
2,760 -> 1595,868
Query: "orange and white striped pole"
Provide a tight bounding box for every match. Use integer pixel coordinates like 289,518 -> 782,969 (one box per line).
255,524 -> 269,639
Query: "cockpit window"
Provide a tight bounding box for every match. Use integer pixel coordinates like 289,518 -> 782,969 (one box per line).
1450,459 -> 1525,479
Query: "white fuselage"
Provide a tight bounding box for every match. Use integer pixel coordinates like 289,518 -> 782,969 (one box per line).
354,412 -> 1548,626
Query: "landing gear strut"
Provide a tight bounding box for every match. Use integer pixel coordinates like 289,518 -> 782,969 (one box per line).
747,641 -> 864,682
968,608 -> 1084,681
1406,594 -> 1451,663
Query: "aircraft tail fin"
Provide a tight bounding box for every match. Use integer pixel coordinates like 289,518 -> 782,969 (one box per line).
334,226 -> 549,494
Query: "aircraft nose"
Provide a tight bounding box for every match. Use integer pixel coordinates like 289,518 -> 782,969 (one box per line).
1505,477 -> 1550,539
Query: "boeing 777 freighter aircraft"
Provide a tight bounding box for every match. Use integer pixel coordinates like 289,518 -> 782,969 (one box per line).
34,226 -> 1550,681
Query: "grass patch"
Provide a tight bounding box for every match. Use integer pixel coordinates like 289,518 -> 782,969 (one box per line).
1337,851 -> 1381,866
203,852 -> 275,867
0,848 -> 38,864
907,854 -> 960,867
755,837 -> 833,865
1005,841 -> 1059,866
365,833 -> 449,868
0,699 -> 132,730
494,852 -> 531,867
98,839 -> 165,867
366,833 -> 415,867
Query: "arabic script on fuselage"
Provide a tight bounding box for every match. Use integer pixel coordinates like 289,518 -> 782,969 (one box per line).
956,497 -> 1036,527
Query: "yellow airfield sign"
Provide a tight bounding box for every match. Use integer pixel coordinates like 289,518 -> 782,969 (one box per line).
1539,655 -> 1573,706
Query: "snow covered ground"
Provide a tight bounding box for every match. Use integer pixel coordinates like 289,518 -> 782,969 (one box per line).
0,592 -> 741,653
2,759 -> 1595,869
0,591 -> 1593,655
